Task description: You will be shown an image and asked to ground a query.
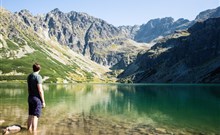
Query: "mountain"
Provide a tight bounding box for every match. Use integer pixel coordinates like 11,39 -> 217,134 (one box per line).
12,6 -> 220,69
134,17 -> 192,43
195,6 -> 220,21
15,8 -> 149,68
0,8 -> 113,83
118,17 -> 220,83
1,6 -> 220,83
118,25 -> 140,39
133,6 -> 220,44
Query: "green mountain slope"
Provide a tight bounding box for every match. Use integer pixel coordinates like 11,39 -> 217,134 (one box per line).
0,9 -> 112,83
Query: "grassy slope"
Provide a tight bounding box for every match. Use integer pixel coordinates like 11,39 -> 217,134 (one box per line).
0,9 -> 112,83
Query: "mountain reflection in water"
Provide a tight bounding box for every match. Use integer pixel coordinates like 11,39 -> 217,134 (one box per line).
0,83 -> 220,134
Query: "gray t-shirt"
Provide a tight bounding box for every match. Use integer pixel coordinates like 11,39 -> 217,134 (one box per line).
27,72 -> 42,99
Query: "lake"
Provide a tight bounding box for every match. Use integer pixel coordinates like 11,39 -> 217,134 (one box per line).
0,83 -> 220,134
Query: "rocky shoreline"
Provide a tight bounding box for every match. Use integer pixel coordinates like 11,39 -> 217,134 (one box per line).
48,113 -> 211,135
0,114 -> 217,135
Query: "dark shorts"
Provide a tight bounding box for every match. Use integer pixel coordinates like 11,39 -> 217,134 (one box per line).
28,96 -> 42,117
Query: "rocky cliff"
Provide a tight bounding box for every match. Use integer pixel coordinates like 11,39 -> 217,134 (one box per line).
0,8 -> 113,83
195,6 -> 220,21
15,8 -> 149,68
133,6 -> 220,43
1,6 -> 220,83
134,17 -> 192,43
118,17 -> 220,83
12,6 -> 220,68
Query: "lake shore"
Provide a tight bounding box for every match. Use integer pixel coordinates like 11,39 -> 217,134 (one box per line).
48,113 -> 208,135
1,83 -> 219,135
0,113 -> 216,135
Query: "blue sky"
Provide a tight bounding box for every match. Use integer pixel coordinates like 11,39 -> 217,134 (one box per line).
1,0 -> 219,26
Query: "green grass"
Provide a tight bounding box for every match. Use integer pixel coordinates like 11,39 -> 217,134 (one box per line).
0,22 -> 108,83
0,39 -> 3,45
85,71 -> 94,81
0,49 -> 67,81
2,37 -> 78,82
0,75 -> 27,81
6,39 -> 19,50
0,45 -> 96,83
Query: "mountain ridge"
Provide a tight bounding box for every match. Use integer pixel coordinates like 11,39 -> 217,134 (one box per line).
1,6 -> 220,83
0,8 -> 114,83
14,7 -> 149,69
118,17 -> 220,83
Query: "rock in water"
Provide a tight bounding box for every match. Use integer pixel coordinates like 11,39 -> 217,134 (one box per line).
155,128 -> 167,134
2,125 -> 21,135
0,120 -> 5,125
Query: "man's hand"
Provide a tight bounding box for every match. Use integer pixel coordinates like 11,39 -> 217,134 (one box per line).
42,102 -> 46,108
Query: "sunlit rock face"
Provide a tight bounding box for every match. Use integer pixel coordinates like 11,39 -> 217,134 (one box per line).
13,8 -> 149,68
1,6 -> 220,83
134,17 -> 192,43
195,6 -> 220,22
118,17 -> 220,83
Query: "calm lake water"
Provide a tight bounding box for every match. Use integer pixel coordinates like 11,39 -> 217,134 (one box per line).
0,83 -> 220,134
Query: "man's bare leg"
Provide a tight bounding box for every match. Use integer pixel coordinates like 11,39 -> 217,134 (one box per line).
32,116 -> 39,131
27,115 -> 33,131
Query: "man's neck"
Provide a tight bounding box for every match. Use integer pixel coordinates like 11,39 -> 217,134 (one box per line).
34,71 -> 39,74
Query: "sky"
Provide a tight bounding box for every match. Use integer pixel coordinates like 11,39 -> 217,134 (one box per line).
1,0 -> 219,26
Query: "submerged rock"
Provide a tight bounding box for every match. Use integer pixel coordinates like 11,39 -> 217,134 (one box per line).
2,125 -> 22,135
0,120 -> 5,125
52,113 -> 210,135
155,127 -> 167,134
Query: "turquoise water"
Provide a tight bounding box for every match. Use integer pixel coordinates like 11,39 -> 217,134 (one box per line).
0,83 -> 220,134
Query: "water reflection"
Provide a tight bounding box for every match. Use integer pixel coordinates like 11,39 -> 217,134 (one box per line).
116,84 -> 220,131
0,83 -> 220,134
44,84 -> 113,120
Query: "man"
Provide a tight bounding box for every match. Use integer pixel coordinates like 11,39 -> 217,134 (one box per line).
27,63 -> 46,132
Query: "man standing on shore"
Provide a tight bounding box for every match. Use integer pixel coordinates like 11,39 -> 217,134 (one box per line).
27,63 -> 46,132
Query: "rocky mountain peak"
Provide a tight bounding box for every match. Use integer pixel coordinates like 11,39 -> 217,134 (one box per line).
17,9 -> 34,22
18,9 -> 32,15
118,25 -> 140,39
156,17 -> 174,23
46,8 -> 67,21
195,6 -> 220,21
50,8 -> 62,14
146,17 -> 174,29
134,17 -> 190,43
174,18 -> 190,25
118,17 -> 220,83
1,6 -> 220,83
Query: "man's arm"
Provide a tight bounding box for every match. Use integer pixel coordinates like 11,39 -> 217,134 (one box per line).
37,84 -> 46,108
